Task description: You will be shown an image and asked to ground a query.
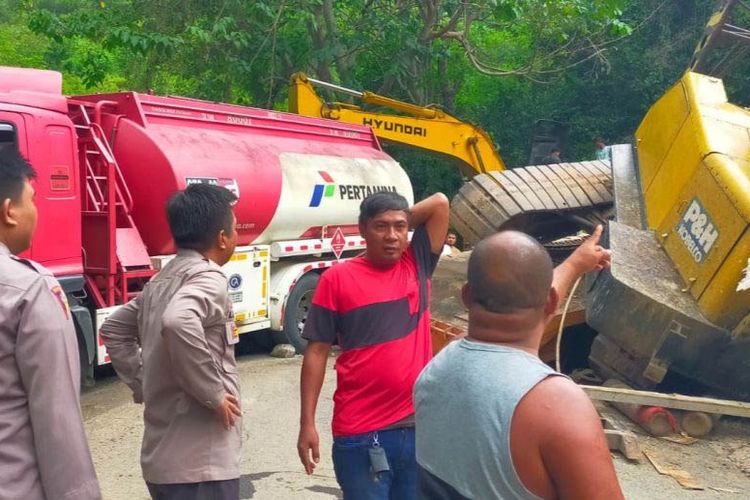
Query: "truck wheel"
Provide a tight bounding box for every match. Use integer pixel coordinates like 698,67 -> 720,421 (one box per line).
273,272 -> 319,353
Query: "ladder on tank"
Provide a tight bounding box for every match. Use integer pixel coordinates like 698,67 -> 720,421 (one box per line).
69,100 -> 155,308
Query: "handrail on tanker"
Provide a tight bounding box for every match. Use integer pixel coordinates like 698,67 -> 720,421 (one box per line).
93,100 -> 117,129
69,101 -> 135,214
89,123 -> 134,213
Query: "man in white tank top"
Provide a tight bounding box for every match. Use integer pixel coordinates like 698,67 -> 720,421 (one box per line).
415,226 -> 623,499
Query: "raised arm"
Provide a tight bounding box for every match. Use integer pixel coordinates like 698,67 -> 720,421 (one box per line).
409,193 -> 450,254
553,224 -> 611,305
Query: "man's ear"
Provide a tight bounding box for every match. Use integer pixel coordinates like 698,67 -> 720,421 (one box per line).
217,229 -> 227,250
358,221 -> 366,237
544,286 -> 560,317
461,283 -> 471,308
1,198 -> 17,227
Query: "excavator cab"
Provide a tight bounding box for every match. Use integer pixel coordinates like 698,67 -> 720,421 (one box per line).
528,119 -> 570,166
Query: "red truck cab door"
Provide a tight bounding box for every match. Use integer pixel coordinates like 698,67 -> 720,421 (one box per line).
0,110 -> 82,276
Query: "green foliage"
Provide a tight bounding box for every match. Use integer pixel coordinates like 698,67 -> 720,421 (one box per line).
2,0 -> 748,200
0,2 -> 48,69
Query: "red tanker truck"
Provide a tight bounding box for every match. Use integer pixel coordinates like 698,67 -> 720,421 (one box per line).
0,66 -> 413,382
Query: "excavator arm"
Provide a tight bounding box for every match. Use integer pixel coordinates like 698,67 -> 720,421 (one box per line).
289,72 -> 505,178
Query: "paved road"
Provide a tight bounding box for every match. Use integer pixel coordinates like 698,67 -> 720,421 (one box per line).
82,351 -> 750,499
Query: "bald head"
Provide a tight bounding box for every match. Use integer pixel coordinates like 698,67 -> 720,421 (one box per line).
466,231 -> 553,314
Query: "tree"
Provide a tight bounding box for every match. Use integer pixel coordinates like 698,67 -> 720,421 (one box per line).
22,1 -> 743,201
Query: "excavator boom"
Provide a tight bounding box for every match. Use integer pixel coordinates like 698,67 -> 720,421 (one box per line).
289,72 -> 505,177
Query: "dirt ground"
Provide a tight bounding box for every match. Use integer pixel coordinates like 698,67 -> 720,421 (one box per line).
82,351 -> 750,500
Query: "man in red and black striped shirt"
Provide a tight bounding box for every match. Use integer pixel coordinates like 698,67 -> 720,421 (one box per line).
297,191 -> 449,500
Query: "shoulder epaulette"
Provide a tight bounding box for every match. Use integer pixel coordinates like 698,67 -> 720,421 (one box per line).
9,255 -> 40,274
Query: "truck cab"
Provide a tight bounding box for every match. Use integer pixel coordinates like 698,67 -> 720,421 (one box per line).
0,67 -> 82,276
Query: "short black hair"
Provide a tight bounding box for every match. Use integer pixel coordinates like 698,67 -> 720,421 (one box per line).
467,231 -> 553,314
358,191 -> 410,226
166,183 -> 237,251
0,150 -> 36,203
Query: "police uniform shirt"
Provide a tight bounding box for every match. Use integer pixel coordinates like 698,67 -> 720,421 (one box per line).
100,249 -> 241,485
0,242 -> 101,500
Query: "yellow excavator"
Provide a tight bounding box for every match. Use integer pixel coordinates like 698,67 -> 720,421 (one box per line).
288,70 -> 614,361
289,73 -> 613,246
586,0 -> 750,401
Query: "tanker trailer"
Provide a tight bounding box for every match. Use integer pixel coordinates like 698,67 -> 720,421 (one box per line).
0,66 -> 413,382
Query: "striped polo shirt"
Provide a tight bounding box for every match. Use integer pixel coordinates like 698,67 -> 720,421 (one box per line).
303,226 -> 439,436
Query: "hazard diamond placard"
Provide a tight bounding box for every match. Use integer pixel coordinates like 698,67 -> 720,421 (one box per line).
331,227 -> 346,260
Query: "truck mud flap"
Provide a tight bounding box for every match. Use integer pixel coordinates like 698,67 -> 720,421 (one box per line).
450,160 -> 613,244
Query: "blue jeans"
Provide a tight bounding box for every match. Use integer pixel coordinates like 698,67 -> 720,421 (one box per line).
332,427 -> 416,500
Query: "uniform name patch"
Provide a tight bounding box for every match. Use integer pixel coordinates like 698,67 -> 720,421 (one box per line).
675,198 -> 718,263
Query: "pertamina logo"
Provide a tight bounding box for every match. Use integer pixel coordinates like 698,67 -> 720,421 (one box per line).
309,171 -> 337,207
675,198 -> 719,263
308,171 -> 398,207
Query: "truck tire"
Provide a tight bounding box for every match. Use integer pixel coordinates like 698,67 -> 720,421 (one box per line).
273,272 -> 319,353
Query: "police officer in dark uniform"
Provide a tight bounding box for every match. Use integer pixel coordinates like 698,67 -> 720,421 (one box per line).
0,150 -> 101,499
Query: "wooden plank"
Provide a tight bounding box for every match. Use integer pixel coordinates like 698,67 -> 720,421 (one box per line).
603,429 -> 642,461
581,385 -> 750,418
